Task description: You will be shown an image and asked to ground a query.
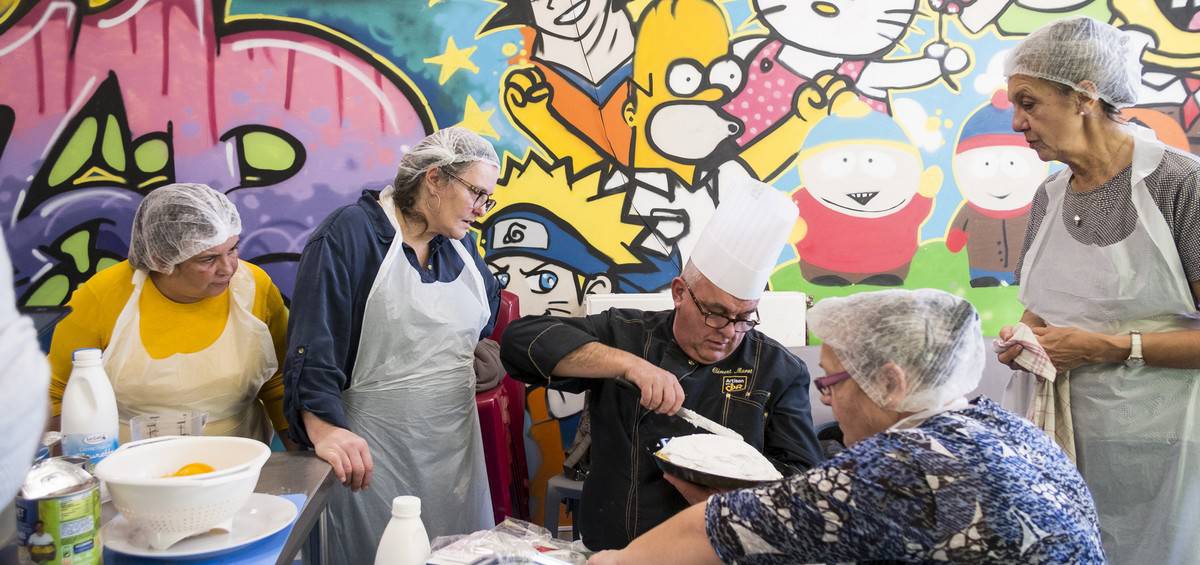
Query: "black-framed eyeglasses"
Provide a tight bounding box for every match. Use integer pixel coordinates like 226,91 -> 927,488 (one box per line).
445,170 -> 497,213
683,281 -> 759,333
814,371 -> 852,396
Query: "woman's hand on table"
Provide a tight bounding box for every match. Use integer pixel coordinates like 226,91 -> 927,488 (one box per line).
303,412 -> 373,491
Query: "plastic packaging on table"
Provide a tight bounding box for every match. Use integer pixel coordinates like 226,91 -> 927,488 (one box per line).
426,518 -> 589,565
129,410 -> 208,441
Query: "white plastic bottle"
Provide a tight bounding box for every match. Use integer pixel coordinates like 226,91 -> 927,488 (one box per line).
60,348 -> 119,467
375,496 -> 431,565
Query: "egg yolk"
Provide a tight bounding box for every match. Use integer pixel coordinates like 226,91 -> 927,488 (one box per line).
165,462 -> 215,477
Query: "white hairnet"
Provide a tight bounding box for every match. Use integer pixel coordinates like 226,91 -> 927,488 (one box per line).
808,289 -> 985,412
1004,16 -> 1141,108
127,183 -> 241,274
393,126 -> 499,189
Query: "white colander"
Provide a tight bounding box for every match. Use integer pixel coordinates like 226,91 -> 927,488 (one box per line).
93,435 -> 270,550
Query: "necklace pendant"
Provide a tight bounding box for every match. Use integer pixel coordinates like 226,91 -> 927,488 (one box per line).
1073,215 -> 1082,226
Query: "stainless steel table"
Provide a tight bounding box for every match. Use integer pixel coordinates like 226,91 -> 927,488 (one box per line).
255,452 -> 335,565
100,451 -> 334,565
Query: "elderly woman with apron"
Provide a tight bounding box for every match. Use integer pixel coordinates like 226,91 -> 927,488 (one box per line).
284,127 -> 500,563
996,18 -> 1200,564
47,183 -> 291,445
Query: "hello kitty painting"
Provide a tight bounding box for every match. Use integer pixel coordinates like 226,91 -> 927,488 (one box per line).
724,0 -> 971,147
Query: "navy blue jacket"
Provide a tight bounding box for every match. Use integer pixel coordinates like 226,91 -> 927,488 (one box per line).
284,190 -> 499,446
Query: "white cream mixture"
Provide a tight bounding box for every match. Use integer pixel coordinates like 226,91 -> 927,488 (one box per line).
656,434 -> 783,482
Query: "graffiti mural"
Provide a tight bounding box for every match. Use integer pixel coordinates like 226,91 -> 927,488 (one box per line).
1112,0 -> 1200,143
487,0 -> 636,170
792,100 -> 944,286
0,0 -> 433,305
2,0 -> 1197,525
945,90 -> 1046,287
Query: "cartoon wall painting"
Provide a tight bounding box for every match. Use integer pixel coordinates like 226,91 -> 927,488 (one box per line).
724,0 -> 970,156
1111,0 -> 1200,153
617,0 -> 749,264
957,0 -> 1110,35
0,0 -> 433,304
792,101 -> 942,286
945,90 -> 1046,287
1122,107 -> 1192,151
477,155 -> 644,318
522,385 -> 565,526
489,0 -> 636,170
619,0 -> 850,265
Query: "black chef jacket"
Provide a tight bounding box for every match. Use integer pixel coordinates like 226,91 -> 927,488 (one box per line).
500,308 -> 822,550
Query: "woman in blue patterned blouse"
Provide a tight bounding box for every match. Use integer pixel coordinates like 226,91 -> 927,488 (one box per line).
590,289 -> 1104,564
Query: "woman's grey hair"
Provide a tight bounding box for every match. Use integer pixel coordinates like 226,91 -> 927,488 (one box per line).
391,127 -> 500,228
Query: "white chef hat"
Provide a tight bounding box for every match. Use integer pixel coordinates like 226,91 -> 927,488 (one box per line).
690,179 -> 798,300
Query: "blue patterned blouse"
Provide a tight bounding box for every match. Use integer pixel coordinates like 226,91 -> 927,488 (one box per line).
705,397 -> 1104,563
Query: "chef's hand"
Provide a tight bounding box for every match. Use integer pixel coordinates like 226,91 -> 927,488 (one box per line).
996,325 -> 1024,370
303,411 -> 373,491
1032,325 -> 1117,372
623,360 -> 685,415
664,473 -> 720,505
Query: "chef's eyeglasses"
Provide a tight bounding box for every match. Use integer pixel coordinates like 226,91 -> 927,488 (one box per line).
683,281 -> 760,333
445,170 -> 497,213
814,371 -> 852,395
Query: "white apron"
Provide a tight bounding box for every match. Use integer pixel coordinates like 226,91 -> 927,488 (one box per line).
103,265 -> 277,444
326,188 -> 493,564
1018,131 -> 1200,564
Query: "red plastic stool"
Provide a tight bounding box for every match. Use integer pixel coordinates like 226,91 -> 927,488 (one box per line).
477,384 -> 513,524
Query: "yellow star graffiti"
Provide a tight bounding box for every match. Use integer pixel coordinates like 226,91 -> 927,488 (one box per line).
456,95 -> 499,140
428,0 -> 442,5
423,36 -> 479,85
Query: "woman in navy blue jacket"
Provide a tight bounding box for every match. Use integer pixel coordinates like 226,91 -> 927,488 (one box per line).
283,127 -> 500,563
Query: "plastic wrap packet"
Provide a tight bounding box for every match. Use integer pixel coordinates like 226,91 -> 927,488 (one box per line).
427,518 -> 589,565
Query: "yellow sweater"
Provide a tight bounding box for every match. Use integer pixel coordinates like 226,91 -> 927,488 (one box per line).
48,260 -> 289,432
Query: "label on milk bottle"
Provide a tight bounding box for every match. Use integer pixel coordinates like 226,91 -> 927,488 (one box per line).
61,433 -> 118,468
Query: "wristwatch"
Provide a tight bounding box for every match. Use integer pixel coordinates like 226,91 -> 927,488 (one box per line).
1125,330 -> 1145,368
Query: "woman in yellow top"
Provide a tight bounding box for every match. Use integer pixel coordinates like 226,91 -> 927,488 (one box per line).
48,183 -> 291,446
